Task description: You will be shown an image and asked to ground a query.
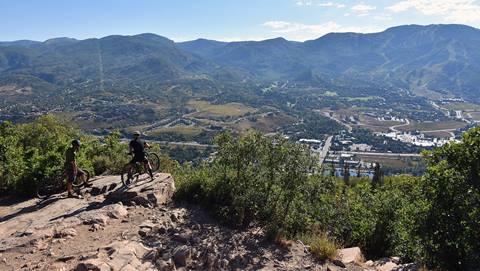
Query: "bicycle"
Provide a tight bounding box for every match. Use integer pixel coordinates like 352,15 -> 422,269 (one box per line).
120,152 -> 160,186
36,169 -> 91,199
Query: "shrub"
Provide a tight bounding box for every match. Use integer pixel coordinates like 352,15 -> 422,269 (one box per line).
174,131 -> 317,232
418,127 -> 480,270
0,116 -> 126,196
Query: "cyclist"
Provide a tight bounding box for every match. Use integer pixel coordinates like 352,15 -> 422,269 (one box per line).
65,139 -> 86,198
126,131 -> 154,182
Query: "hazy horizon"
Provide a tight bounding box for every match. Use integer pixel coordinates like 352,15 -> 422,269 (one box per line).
1,23 -> 478,44
2,0 -> 480,42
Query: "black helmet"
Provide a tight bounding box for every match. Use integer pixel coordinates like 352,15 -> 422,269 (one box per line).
72,139 -> 81,147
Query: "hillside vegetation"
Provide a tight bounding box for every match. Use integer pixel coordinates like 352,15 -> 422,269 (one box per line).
1,116 -> 479,270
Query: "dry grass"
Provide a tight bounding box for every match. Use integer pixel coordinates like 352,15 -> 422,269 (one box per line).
298,232 -> 339,261
275,235 -> 296,249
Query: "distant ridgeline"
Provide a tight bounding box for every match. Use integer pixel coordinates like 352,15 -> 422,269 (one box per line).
0,24 -> 480,103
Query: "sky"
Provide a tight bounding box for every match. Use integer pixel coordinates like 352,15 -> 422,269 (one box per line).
1,0 -> 480,42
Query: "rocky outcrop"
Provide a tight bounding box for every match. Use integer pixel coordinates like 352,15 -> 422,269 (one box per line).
0,173 -> 422,271
338,247 -> 364,265
0,173 -> 174,255
106,173 -> 175,207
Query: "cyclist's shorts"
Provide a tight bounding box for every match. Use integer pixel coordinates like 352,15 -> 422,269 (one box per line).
66,169 -> 76,183
131,155 -> 148,164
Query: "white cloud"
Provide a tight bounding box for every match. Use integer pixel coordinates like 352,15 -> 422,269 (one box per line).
350,3 -> 376,17
263,20 -> 382,41
296,0 -> 346,8
318,2 -> 346,8
351,4 -> 377,12
387,0 -> 480,25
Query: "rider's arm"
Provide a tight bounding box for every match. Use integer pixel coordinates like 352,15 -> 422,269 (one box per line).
71,160 -> 77,174
144,142 -> 150,148
128,142 -> 133,154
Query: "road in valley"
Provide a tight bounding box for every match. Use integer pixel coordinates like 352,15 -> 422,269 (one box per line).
338,151 -> 422,157
389,118 -> 410,132
318,135 -> 333,167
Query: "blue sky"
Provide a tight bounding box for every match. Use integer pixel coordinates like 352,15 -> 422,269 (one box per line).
1,0 -> 480,42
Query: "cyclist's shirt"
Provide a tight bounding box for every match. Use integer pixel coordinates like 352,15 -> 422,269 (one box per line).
65,147 -> 76,171
130,139 -> 146,158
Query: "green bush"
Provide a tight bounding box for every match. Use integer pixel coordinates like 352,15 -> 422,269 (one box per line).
175,131 -> 317,233
418,127 -> 480,270
174,132 -> 426,258
0,116 -> 128,196
0,116 -> 93,195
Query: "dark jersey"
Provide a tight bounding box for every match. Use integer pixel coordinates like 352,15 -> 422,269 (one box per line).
129,139 -> 146,157
65,147 -> 76,171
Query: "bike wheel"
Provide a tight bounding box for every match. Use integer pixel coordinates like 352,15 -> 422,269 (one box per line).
121,164 -> 131,186
72,169 -> 91,188
148,153 -> 160,172
36,183 -> 51,199
36,173 -> 63,199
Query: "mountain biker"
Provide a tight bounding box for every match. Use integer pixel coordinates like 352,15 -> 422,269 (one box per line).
65,139 -> 86,198
127,131 -> 154,182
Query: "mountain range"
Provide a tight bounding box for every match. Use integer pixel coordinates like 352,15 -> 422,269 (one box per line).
1,24 -> 480,102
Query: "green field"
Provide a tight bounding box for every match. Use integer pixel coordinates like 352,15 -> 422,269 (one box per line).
188,100 -> 257,119
398,120 -> 467,132
234,113 -> 297,133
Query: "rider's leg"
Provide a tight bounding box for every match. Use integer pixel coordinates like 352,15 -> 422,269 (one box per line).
66,170 -> 80,197
144,160 -> 153,180
67,181 -> 73,196
126,163 -> 133,181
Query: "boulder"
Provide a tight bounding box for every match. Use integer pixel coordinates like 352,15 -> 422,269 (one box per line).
106,203 -> 129,219
156,259 -> 175,271
75,260 -> 111,271
337,247 -> 364,265
54,228 -> 77,239
30,239 -> 49,251
172,232 -> 192,244
101,241 -> 154,270
390,256 -> 400,264
173,245 -> 191,267
138,228 -> 151,237
375,261 -> 398,271
327,264 -> 346,271
107,173 -> 175,208
83,214 -> 109,227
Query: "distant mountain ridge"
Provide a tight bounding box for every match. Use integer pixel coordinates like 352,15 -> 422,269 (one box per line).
1,24 -> 480,101
178,24 -> 480,100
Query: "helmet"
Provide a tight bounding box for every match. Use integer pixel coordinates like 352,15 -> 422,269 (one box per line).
133,131 -> 141,136
72,139 -> 81,147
